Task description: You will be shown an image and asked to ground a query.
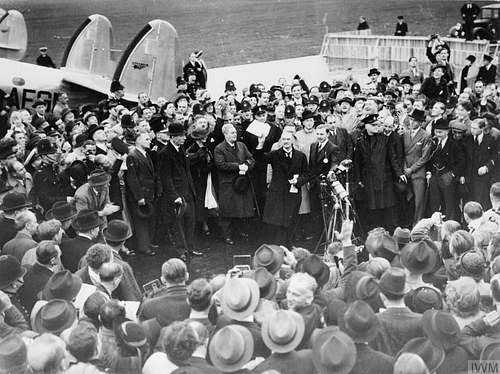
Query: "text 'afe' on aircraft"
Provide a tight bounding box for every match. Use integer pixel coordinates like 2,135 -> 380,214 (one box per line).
0,10 -> 182,112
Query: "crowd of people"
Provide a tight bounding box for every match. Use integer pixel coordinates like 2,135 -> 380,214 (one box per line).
0,36 -> 500,373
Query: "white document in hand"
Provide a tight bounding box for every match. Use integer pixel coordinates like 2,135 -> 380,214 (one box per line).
246,120 -> 270,138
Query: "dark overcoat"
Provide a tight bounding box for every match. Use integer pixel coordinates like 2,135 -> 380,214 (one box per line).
354,132 -> 401,210
214,140 -> 255,218
254,148 -> 310,227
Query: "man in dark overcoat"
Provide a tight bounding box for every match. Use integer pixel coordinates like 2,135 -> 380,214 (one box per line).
158,122 -> 199,259
354,115 -> 404,232
125,133 -> 161,256
254,131 -> 311,248
214,124 -> 255,245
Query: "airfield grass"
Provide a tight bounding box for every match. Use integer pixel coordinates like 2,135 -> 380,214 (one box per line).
11,0 -> 478,69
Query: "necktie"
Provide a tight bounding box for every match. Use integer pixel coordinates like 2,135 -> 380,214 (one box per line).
474,136 -> 479,146
437,140 -> 443,151
285,151 -> 292,158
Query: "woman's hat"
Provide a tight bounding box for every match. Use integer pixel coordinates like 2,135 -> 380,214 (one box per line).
188,123 -> 210,140
209,325 -> 254,372
261,310 -> 305,353
0,255 -> 26,289
34,299 -> 77,335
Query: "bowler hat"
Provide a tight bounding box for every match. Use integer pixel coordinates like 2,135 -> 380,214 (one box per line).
409,108 -> 426,122
41,270 -> 82,301
114,316 -> 148,348
394,181 -> 408,195
295,255 -> 330,289
0,192 -> 32,211
168,122 -> 185,137
284,105 -> 296,118
434,118 -> 449,130
242,267 -> 277,300
261,310 -> 305,353
311,326 -> 356,374
221,278 -> 260,319
422,309 -> 460,350
481,342 -> 500,362
0,255 -> 26,289
319,81 -> 331,93
225,80 -> 237,91
302,109 -> 314,121
36,139 -> 56,156
231,174 -> 251,194
252,244 -> 284,274
32,99 -> 46,108
379,267 -> 410,296
272,87 -> 285,100
365,233 -> 399,262
133,201 -> 155,219
338,97 -> 353,106
87,124 -> 105,140
45,201 -> 78,221
120,114 -> 135,128
71,209 -> 104,231
209,325 -> 254,372
173,197 -> 188,219
34,299 -> 77,335
110,80 -> 124,92
111,137 -> 130,155
338,300 -> 380,343
397,337 -> 445,374
88,169 -> 111,187
410,285 -> 443,313
401,76 -> 413,86
401,239 -> 438,275
368,68 -> 381,76
103,220 -> 132,242
0,335 -> 27,374
393,227 -> 411,250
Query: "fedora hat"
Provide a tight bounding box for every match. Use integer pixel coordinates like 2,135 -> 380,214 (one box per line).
295,255 -> 330,289
40,270 -> 82,301
365,233 -> 399,262
379,267 -> 410,296
409,108 -> 426,122
209,325 -> 254,372
252,244 -> 284,274
0,335 -> 27,374
36,139 -> 56,156
365,258 -> 391,280
34,299 -> 77,335
232,174 -> 251,194
173,197 -> 188,220
0,255 -> 26,289
133,201 -> 155,219
71,209 -> 104,231
481,342 -> 500,362
393,227 -> 411,249
168,122 -> 185,137
434,118 -> 449,130
114,316 -> 148,348
88,169 -> 111,187
242,267 -> 277,300
324,299 -> 348,326
0,192 -> 32,212
60,107 -> 77,121
103,219 -> 132,242
221,278 -> 260,319
45,201 -> 78,221
312,326 -> 356,374
338,300 -> 380,343
344,271 -> 380,303
401,239 -> 438,275
422,309 -> 460,350
261,310 -> 305,353
410,286 -> 443,314
397,337 -> 445,374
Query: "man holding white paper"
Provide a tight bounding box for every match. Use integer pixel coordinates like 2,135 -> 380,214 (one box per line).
254,131 -> 311,248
